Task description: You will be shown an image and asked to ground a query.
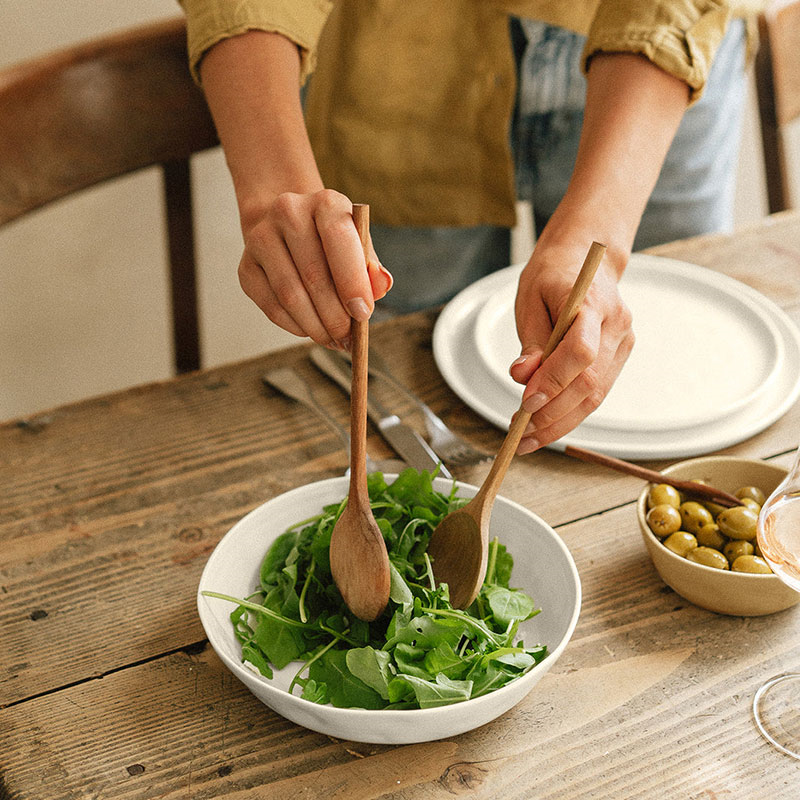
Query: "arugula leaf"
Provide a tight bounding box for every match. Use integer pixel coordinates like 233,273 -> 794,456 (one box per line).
309,650 -> 385,709
388,561 -> 413,606
260,530 -> 297,589
253,589 -> 306,669
492,544 -> 514,587
346,646 -> 394,700
467,662 -> 509,698
391,673 -> 473,709
423,640 -> 469,680
241,643 -> 274,679
383,614 -> 467,651
300,678 -> 328,704
394,642 -> 433,679
484,585 -> 537,628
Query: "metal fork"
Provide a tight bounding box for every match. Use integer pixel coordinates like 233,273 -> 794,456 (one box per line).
361,349 -> 491,467
261,367 -> 406,475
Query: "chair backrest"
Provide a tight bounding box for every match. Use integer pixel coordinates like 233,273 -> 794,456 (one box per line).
755,0 -> 800,213
0,17 -> 219,373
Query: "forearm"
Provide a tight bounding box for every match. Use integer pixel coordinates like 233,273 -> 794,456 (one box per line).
540,52 -> 689,274
199,31 -> 324,231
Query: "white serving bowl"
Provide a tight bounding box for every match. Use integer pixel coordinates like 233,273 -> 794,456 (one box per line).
198,475 -> 581,744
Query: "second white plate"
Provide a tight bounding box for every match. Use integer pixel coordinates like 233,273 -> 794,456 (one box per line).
433,254 -> 800,460
472,255 -> 785,432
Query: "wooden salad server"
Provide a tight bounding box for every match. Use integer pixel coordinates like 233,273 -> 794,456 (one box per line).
427,241 -> 607,608
562,444 -> 742,508
328,204 -> 391,621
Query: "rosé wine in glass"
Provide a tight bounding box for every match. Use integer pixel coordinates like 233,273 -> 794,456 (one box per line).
753,443 -> 800,760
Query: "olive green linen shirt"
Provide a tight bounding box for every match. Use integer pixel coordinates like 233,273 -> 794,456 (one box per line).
179,0 -> 759,228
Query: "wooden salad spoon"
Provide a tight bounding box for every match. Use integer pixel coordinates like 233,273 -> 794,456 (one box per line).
562,444 -> 742,508
328,204 -> 391,621
427,241 -> 607,609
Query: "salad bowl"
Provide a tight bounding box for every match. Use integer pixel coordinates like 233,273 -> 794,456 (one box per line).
197,475 -> 581,744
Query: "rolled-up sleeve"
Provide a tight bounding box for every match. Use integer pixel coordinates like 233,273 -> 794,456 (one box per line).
178,0 -> 334,84
583,0 -> 732,102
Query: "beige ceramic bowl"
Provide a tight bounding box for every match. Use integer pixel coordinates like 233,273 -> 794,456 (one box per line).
637,455 -> 800,616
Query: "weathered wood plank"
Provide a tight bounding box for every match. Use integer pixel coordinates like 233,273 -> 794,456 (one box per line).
2,501 -> 799,799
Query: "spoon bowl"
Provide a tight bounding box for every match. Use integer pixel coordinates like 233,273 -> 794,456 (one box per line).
424,507 -> 486,609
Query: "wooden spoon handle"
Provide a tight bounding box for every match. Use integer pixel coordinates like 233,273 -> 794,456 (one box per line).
348,204 -> 371,503
478,241 -> 607,504
563,444 -> 742,508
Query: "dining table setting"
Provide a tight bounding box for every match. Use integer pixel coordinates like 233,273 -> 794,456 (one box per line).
3,209 -> 800,799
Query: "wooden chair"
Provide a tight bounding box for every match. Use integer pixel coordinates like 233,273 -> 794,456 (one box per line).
755,0 -> 800,213
0,17 -> 219,374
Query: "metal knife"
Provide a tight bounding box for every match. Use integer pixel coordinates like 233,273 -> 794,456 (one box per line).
261,366 -> 406,475
309,347 -> 452,479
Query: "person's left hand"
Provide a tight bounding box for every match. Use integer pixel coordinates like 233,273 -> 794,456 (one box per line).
509,240 -> 635,453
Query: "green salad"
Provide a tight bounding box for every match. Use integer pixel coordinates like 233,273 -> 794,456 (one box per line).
203,469 -> 548,710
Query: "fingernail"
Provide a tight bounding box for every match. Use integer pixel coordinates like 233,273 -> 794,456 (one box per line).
523,392 -> 548,414
347,297 -> 371,321
510,355 -> 530,371
337,336 -> 351,352
379,263 -> 394,289
518,436 -> 540,454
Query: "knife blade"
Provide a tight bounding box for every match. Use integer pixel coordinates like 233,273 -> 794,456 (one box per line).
261,367 -> 407,475
309,347 -> 452,479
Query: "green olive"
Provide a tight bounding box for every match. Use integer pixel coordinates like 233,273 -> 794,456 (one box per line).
739,497 -> 761,513
724,539 -> 754,564
648,483 -> 681,509
646,504 -> 683,537
716,505 -> 759,541
663,531 -> 698,558
736,485 -> 766,505
687,546 -> 730,570
731,554 -> 772,574
696,522 -> 726,550
679,501 -> 714,534
702,500 -> 726,519
684,480 -> 723,517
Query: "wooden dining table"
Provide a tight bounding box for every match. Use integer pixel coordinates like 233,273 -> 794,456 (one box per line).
3,210 -> 800,799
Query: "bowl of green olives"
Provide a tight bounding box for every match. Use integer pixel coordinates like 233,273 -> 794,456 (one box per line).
637,456 -> 800,616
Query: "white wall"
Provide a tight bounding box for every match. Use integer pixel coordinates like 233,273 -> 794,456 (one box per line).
0,2 -> 779,420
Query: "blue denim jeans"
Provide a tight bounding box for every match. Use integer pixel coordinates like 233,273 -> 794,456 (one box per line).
374,17 -> 747,313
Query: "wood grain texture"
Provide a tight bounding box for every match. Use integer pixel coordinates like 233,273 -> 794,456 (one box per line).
2,501 -> 798,798
3,214 -> 800,798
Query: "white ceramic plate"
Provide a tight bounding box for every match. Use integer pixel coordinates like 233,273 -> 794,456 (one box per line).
197,475 -> 581,744
473,256 -> 784,432
433,254 -> 800,460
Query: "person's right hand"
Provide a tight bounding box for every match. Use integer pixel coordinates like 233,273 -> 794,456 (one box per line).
238,190 -> 393,350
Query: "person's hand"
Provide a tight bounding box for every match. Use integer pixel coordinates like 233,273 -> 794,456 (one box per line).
509,240 -> 634,453
238,190 -> 393,350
